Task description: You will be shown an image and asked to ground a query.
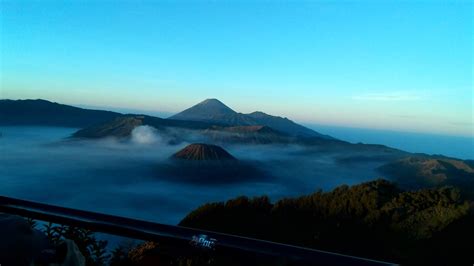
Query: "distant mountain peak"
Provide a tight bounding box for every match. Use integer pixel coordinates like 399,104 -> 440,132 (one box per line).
196,98 -> 234,112
249,111 -> 266,116
170,98 -> 334,139
248,111 -> 288,120
200,98 -> 223,104
170,98 -> 236,121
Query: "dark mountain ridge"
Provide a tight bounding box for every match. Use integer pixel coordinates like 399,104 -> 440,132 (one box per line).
170,98 -> 332,139
202,125 -> 292,144
72,115 -> 213,139
4,100 -> 465,164
0,99 -> 121,127
3,98 -> 333,142
71,114 -> 362,148
2,99 -> 418,165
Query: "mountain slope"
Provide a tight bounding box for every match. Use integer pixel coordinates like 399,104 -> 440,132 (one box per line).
72,116 -> 144,138
247,111 -> 332,138
72,115 -> 213,139
203,125 -> 292,144
0,99 -> 121,127
170,98 -> 333,139
378,156 -> 474,197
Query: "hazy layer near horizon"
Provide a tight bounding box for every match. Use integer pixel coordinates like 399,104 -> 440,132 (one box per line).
307,124 -> 474,160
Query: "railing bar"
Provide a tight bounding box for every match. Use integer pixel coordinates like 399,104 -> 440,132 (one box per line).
0,195 -> 395,266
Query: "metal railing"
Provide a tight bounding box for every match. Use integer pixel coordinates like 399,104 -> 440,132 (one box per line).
0,195 -> 395,265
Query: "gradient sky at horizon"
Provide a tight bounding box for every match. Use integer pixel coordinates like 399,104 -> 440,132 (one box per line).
1,1 -> 472,137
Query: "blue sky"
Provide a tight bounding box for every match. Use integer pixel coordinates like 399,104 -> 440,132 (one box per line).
1,1 -> 472,137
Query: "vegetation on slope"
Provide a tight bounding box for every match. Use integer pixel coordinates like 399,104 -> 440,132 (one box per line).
179,179 -> 473,265
23,179 -> 474,265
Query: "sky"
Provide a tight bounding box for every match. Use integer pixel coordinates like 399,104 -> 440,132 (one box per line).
1,0 -> 472,137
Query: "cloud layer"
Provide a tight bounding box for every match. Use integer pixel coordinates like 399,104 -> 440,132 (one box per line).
131,125 -> 161,144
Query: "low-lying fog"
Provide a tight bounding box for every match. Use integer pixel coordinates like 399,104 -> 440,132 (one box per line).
0,126 -> 386,225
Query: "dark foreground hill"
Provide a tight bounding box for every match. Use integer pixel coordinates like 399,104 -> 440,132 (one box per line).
178,179 -> 473,265
0,99 -> 121,127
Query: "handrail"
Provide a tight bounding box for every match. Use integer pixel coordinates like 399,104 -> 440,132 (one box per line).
0,195 -> 395,265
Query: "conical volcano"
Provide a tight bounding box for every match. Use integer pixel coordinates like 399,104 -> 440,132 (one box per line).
172,143 -> 236,161
170,99 -> 237,121
160,143 -> 267,184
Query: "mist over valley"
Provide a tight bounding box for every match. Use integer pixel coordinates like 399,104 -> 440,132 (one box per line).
0,125 -> 390,225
